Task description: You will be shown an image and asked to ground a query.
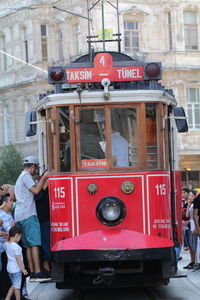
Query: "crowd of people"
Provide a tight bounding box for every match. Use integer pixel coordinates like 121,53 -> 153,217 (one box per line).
0,156 -> 51,300
179,187 -> 200,270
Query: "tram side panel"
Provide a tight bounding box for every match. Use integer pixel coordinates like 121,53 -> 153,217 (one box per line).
48,177 -> 74,246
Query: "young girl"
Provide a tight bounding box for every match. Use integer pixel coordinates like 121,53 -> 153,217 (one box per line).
4,225 -> 28,300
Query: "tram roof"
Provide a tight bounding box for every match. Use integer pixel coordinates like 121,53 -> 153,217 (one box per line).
36,89 -> 177,110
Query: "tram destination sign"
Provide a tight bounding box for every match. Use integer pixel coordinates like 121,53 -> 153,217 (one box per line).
65,53 -> 144,83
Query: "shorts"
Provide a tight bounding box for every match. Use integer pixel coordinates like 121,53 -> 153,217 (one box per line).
188,229 -> 197,252
8,271 -> 22,289
17,215 -> 41,248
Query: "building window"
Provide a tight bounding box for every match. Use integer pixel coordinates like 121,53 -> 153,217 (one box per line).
184,11 -> 198,50
124,21 -> 139,52
181,170 -> 200,189
57,30 -> 64,61
187,88 -> 200,129
167,12 -> 172,50
0,34 -> 7,71
41,24 -> 48,61
3,106 -> 11,145
22,27 -> 29,63
74,24 -> 80,55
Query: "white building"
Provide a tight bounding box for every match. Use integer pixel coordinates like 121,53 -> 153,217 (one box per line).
0,0 -> 199,187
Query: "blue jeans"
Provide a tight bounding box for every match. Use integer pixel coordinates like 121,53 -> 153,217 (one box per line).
175,244 -> 182,261
41,221 -> 51,261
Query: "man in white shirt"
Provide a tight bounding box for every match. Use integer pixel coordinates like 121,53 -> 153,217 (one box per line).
15,156 -> 50,282
111,131 -> 129,167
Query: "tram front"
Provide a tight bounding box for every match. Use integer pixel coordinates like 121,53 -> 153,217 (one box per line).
28,52 -> 188,288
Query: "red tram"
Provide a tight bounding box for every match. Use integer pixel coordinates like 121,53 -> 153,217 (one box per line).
27,51 -> 188,288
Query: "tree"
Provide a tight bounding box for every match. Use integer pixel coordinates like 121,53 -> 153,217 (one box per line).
0,144 -> 23,185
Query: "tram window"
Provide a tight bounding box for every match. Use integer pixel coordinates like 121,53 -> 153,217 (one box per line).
146,104 -> 158,170
80,109 -> 106,169
58,107 -> 71,172
111,107 -> 137,168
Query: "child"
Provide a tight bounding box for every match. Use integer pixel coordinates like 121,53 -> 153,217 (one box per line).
4,225 -> 28,300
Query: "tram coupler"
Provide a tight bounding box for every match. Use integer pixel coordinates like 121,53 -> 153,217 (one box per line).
93,267 -> 115,286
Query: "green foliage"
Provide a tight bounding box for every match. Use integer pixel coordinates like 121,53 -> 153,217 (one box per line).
0,144 -> 23,185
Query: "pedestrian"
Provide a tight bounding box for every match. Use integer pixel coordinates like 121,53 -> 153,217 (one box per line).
0,193 -> 15,300
4,225 -> 28,300
183,190 -> 197,269
193,191 -> 200,270
182,187 -> 190,251
0,217 -> 7,272
14,156 -> 50,282
7,186 -> 30,299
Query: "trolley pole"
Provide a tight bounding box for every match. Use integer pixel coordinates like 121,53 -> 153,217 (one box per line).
87,0 -> 91,55
116,0 -> 121,53
101,0 -> 106,51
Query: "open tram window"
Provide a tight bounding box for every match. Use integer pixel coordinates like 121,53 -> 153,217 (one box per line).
79,108 -> 106,169
111,107 -> 138,168
145,104 -> 159,170
58,106 -> 71,172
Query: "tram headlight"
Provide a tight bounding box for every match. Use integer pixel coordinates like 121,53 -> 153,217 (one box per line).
96,196 -> 126,226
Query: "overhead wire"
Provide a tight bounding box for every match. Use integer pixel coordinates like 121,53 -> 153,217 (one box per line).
0,49 -> 48,74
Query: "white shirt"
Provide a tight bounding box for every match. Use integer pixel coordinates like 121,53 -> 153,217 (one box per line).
189,203 -> 195,232
14,170 -> 37,222
111,132 -> 129,167
5,241 -> 24,273
0,210 -> 14,253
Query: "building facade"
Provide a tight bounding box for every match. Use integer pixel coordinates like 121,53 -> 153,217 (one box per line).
0,0 -> 199,187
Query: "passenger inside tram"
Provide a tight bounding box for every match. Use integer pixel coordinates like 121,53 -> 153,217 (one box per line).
57,105 -> 159,171
111,110 -> 129,167
80,109 -> 105,160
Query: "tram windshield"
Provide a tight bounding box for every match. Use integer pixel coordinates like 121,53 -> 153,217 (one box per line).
79,106 -> 138,170
80,109 -> 106,162
52,103 -> 167,172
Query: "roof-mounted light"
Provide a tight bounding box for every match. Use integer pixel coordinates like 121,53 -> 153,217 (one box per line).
144,62 -> 162,80
48,66 -> 66,84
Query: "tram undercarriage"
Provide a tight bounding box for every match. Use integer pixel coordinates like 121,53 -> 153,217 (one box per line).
52,246 -> 177,288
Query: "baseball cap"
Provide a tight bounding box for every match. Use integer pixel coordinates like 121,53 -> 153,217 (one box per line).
24,156 -> 39,166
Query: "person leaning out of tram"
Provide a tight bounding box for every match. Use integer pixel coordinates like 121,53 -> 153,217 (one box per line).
14,156 -> 51,282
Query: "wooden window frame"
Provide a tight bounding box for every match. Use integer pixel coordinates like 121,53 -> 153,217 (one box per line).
46,103 -> 169,173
